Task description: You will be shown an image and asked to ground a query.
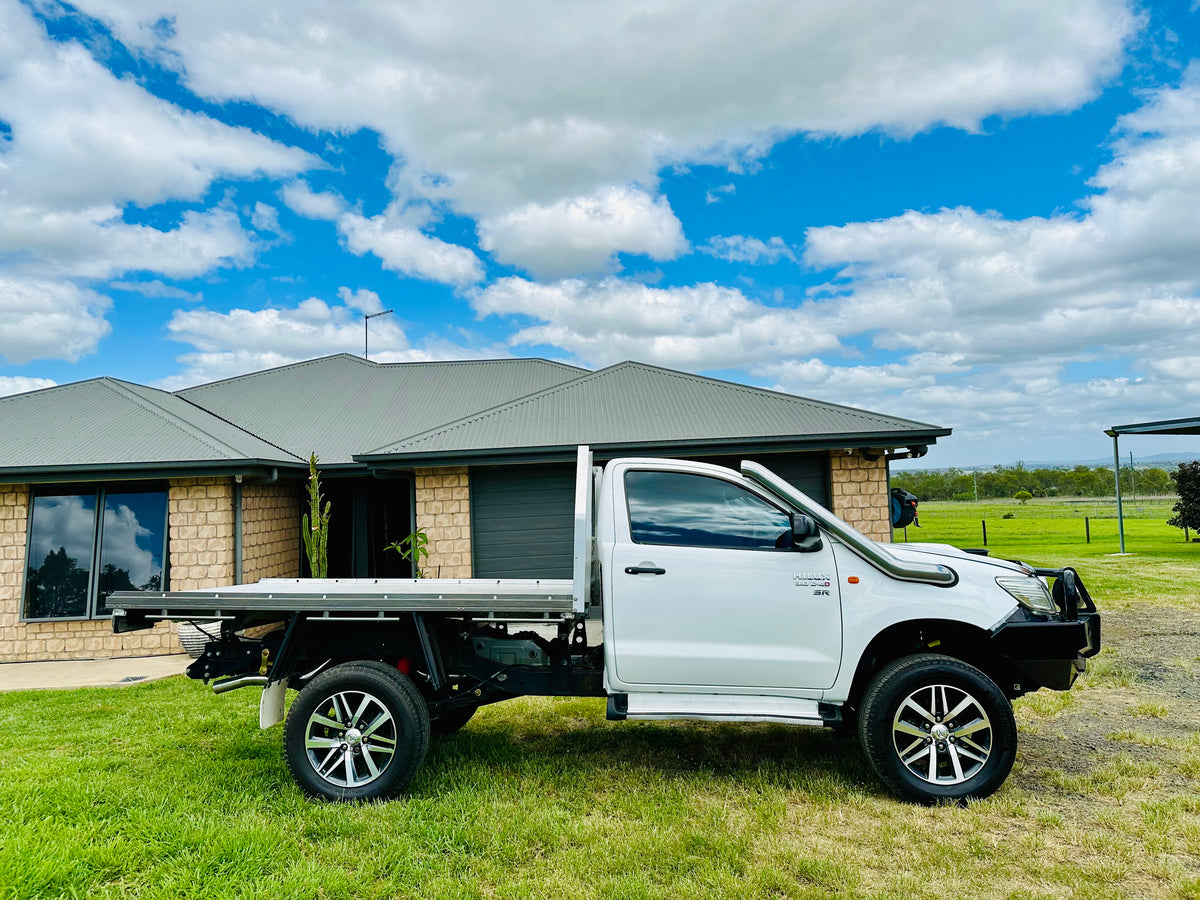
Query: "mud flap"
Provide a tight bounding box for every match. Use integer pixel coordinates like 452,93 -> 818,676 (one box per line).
259,679 -> 287,729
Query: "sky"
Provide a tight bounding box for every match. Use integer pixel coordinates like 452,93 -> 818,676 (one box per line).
1,0 -> 1199,469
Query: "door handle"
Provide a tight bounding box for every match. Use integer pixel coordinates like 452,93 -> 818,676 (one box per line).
624,566 -> 666,575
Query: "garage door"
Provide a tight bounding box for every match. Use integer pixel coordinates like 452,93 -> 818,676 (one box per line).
470,464 -> 576,578
470,453 -> 829,579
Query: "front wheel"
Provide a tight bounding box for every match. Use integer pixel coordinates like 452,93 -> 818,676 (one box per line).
857,654 -> 1016,804
284,660 -> 431,801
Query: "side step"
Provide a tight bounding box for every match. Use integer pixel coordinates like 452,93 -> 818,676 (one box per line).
607,692 -> 831,726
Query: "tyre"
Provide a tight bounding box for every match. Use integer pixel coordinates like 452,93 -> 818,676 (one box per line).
284,660 -> 431,801
857,654 -> 1016,804
431,704 -> 477,737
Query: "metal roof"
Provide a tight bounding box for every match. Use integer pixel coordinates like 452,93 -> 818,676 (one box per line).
177,354 -> 586,465
0,377 -> 302,480
1106,416 -> 1200,437
360,361 -> 949,464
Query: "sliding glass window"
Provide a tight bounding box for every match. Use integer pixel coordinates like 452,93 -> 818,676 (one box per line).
23,485 -> 168,621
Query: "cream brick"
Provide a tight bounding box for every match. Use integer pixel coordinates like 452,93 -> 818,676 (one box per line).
415,467 -> 472,578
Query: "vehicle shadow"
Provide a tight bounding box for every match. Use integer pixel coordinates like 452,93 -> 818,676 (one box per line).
422,713 -> 876,798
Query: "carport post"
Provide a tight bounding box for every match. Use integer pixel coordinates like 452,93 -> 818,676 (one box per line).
1107,430 -> 1126,554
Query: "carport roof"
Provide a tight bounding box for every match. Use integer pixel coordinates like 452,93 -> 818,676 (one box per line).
1106,416 -> 1200,437
359,361 -> 950,465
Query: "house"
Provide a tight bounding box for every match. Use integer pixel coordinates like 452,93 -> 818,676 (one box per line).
0,355 -> 949,662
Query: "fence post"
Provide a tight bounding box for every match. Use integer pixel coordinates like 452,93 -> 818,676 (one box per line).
1085,516 -> 1090,544
982,519 -> 987,547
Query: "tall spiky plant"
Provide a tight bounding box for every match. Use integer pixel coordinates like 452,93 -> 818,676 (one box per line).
302,453 -> 331,578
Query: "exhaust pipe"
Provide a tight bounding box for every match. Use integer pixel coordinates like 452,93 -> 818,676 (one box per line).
212,674 -> 269,694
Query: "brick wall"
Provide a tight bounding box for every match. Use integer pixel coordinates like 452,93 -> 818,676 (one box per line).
414,467 -> 471,578
242,481 -> 301,582
168,478 -> 235,590
829,450 -> 892,543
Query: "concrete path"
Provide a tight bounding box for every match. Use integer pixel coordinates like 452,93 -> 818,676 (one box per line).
0,654 -> 191,692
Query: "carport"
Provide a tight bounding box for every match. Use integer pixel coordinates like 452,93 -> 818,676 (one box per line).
1105,416 -> 1200,552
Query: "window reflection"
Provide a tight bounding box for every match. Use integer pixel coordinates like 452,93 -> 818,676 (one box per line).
626,471 -> 791,549
23,486 -> 168,620
98,492 -> 167,612
25,494 -> 96,619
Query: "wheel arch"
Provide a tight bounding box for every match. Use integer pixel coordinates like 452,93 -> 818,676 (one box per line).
846,618 -> 1013,710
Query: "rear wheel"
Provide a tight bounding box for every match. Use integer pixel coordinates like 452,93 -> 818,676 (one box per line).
858,654 -> 1016,804
285,660 -> 430,801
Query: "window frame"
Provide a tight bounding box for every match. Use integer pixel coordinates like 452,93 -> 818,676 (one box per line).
21,482 -> 170,623
623,469 -> 796,552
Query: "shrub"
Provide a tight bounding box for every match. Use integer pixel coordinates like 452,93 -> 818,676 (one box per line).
1167,461 -> 1200,536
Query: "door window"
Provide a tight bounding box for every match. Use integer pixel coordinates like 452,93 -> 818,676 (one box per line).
625,471 -> 792,550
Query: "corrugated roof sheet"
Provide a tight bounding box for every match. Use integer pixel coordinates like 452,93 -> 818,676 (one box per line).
177,354 -> 586,465
1108,416 -> 1200,436
361,361 -> 948,460
0,378 -> 302,474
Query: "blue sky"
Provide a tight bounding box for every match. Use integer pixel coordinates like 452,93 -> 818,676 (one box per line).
2,0 -> 1199,467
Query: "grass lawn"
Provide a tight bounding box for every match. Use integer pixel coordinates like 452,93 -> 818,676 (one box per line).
2,500 -> 1198,899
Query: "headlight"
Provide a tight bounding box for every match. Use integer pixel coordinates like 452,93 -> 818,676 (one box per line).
996,576 -> 1057,615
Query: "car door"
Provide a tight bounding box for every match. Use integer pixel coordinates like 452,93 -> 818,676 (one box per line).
608,467 -> 842,692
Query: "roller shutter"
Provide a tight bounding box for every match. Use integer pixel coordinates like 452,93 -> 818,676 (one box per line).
470,464 -> 576,578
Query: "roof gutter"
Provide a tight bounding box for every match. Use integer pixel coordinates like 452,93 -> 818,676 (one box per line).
357,430 -> 951,470
0,460 -> 304,485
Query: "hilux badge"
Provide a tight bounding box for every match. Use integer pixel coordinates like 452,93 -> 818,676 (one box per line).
793,573 -> 832,587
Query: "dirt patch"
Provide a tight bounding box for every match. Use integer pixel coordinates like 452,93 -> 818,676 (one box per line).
1019,606 -> 1200,785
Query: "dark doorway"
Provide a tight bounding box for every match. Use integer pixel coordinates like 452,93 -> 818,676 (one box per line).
316,477 -> 414,578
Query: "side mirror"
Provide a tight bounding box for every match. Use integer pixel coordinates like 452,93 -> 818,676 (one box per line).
792,514 -> 824,553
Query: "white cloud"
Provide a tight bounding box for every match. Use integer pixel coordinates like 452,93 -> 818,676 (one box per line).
0,278 -> 112,365
160,285 -> 508,387
473,276 -> 838,370
0,6 -> 314,213
705,184 -> 736,205
0,204 -> 259,281
760,74 -> 1200,457
109,280 -> 202,302
281,180 -> 347,221
477,187 -> 688,279
251,202 -> 282,234
802,75 -> 1200,365
163,286 -> 406,385
338,211 -> 484,286
0,376 -> 58,397
699,235 -> 796,265
73,0 -> 1136,275
0,0 -> 318,366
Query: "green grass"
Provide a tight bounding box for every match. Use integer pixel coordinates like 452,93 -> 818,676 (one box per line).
897,497 -> 1200,611
2,500 -> 1199,899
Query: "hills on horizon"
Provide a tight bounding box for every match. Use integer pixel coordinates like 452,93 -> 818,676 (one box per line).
898,451 -> 1200,473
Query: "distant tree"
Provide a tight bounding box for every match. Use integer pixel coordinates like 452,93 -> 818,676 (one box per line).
1167,461 -> 1200,536
1014,490 -> 1032,504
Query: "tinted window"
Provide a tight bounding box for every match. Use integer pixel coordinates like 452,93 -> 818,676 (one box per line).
625,471 -> 792,549
24,485 -> 168,620
24,493 -> 96,619
97,491 -> 168,612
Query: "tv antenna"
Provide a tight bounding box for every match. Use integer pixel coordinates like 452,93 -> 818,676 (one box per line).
363,309 -> 394,360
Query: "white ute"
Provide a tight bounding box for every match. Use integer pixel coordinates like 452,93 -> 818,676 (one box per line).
113,447 -> 1100,804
